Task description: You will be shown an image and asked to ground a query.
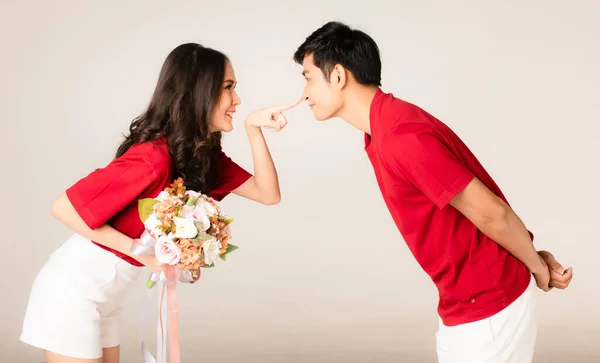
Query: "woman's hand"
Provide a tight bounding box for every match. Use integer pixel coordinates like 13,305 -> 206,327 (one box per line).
244,97 -> 304,131
135,253 -> 163,274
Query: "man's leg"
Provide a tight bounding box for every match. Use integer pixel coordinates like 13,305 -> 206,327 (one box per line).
492,277 -> 537,363
436,316 -> 497,363
436,278 -> 537,363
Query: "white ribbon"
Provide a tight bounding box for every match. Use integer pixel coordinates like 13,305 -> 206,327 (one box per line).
139,274 -> 158,363
138,273 -> 171,363
157,281 -> 168,363
131,230 -> 158,256
137,270 -> 194,363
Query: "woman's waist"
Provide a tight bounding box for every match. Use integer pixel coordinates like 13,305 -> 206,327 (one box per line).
53,233 -> 144,272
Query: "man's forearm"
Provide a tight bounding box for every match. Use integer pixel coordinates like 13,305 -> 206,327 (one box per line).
481,206 -> 544,273
448,177 -> 545,275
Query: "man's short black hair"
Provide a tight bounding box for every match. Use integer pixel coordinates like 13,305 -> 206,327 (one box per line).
294,21 -> 382,86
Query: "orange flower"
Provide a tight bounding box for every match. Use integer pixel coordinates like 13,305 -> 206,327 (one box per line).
167,177 -> 186,197
176,238 -> 202,270
219,234 -> 229,254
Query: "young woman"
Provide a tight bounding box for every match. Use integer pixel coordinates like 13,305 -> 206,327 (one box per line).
20,43 -> 301,363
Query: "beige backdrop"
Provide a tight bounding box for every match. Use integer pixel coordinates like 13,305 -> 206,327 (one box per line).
1,1 -> 598,362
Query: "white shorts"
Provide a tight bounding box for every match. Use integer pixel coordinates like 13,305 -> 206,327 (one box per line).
20,234 -> 142,359
436,276 -> 537,363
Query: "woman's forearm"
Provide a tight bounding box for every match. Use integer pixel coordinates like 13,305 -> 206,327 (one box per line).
51,193 -> 135,256
244,123 -> 281,204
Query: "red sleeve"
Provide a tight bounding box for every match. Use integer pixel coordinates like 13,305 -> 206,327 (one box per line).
209,151 -> 252,201
66,150 -> 160,230
381,123 -> 474,209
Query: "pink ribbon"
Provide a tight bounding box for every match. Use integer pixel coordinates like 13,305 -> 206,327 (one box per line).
132,232 -> 199,363
163,265 -> 181,363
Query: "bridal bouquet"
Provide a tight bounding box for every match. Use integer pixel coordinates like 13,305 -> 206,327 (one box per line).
131,177 -> 238,363
132,177 -> 238,285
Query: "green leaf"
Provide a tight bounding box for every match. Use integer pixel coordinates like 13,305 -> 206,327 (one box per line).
193,221 -> 206,233
186,195 -> 198,206
203,263 -> 215,268
194,228 -> 213,242
221,217 -> 234,225
138,198 -> 159,223
225,243 -> 239,253
219,244 -> 239,261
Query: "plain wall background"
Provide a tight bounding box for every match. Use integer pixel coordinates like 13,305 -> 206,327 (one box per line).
1,1 -> 598,362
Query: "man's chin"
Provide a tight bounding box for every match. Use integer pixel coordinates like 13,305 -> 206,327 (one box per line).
313,112 -> 331,122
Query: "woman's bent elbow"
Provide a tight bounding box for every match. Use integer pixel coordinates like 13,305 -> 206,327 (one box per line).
263,195 -> 281,205
50,193 -> 68,220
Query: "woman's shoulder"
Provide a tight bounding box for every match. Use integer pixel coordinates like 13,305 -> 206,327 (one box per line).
121,138 -> 171,172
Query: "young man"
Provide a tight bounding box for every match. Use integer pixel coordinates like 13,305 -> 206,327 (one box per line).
293,21 -> 573,362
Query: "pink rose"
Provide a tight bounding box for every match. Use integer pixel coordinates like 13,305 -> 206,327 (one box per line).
154,238 -> 181,265
224,224 -> 232,239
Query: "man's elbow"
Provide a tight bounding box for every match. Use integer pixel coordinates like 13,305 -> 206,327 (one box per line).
483,201 -> 512,236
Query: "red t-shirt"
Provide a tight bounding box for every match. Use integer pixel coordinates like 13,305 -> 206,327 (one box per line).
365,89 -> 532,326
66,138 -> 252,266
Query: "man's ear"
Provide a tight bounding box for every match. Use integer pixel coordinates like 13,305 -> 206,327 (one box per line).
331,64 -> 347,89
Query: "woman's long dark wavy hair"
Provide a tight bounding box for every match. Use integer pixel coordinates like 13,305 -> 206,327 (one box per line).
115,43 -> 227,192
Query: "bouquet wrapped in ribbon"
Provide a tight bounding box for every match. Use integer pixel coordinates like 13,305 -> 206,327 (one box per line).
133,177 -> 238,283
131,177 -> 237,363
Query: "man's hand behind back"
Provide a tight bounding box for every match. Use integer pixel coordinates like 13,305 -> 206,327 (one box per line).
538,250 -> 573,290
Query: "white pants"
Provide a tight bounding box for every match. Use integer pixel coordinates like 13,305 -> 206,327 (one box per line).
20,234 -> 142,359
436,277 -> 537,363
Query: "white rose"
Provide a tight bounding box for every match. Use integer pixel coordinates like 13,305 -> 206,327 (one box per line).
170,216 -> 198,239
198,199 -> 217,217
203,238 -> 222,266
185,190 -> 200,199
180,205 -> 210,232
144,214 -> 164,237
156,190 -> 170,201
